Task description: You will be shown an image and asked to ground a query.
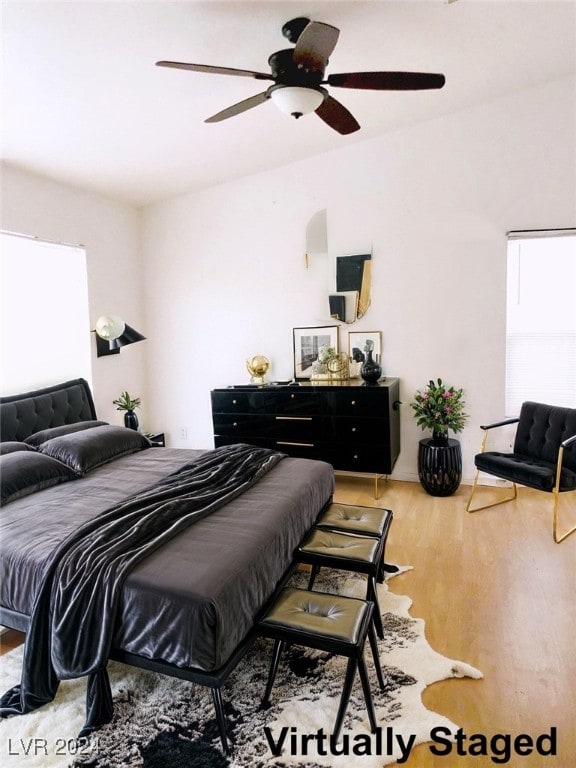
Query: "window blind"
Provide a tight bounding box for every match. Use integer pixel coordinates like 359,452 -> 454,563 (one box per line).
505,231 -> 576,415
0,231 -> 91,394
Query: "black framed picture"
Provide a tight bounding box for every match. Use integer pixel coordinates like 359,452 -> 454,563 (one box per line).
293,326 -> 339,380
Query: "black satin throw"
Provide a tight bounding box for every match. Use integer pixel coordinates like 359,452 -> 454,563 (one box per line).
0,444 -> 285,735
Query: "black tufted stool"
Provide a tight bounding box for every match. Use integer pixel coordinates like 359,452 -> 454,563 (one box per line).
295,528 -> 385,639
257,587 -> 384,741
314,504 -> 395,581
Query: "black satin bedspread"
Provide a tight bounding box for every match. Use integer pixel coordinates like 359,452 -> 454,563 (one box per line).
0,447 -> 334,671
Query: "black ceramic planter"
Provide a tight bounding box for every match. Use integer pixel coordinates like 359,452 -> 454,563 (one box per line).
418,437 -> 462,496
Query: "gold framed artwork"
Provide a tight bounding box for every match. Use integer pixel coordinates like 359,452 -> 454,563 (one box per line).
348,331 -> 382,363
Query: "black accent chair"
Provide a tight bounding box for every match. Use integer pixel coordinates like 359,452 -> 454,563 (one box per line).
465,401 -> 576,543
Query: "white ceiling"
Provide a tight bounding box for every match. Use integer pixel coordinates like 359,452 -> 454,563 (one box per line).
2,1 -> 575,207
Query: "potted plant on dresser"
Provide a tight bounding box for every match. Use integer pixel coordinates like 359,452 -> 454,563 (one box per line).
410,378 -> 468,496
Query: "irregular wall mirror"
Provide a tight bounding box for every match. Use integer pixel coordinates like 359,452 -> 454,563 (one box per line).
305,210 -> 372,324
330,253 -> 371,323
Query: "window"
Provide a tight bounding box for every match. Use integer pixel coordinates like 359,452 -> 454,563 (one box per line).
506,230 -> 576,415
0,231 -> 91,394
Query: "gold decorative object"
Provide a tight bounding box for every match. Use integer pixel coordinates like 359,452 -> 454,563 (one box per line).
246,355 -> 271,384
311,352 -> 349,381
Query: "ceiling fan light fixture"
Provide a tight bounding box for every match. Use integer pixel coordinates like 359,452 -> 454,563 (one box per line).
270,85 -> 325,118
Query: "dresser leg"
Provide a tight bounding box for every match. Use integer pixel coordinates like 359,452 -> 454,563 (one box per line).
374,473 -> 389,499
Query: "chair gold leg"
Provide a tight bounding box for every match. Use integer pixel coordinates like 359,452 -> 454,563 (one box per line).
552,484 -> 576,544
551,446 -> 576,543
466,471 -> 517,513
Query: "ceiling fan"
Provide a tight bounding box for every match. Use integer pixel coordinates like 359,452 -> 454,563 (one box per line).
156,17 -> 445,135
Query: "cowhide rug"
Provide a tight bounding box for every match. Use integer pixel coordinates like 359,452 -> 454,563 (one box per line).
0,567 -> 482,767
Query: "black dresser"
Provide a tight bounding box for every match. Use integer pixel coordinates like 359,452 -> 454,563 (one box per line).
210,379 -> 400,491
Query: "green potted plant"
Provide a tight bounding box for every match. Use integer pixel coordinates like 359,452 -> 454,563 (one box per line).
410,378 -> 467,496
410,378 -> 467,443
113,391 -> 141,430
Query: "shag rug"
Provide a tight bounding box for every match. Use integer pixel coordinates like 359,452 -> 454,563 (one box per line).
0,567 -> 482,768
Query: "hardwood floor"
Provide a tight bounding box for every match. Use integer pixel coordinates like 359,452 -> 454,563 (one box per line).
335,475 -> 576,768
1,477 -> 574,766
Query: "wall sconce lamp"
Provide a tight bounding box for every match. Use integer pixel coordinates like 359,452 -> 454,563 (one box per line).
94,314 -> 146,357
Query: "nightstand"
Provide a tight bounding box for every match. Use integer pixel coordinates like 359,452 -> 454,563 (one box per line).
147,432 -> 165,447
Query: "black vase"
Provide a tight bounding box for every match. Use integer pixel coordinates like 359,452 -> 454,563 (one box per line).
432,428 -> 449,446
124,410 -> 139,430
360,349 -> 382,385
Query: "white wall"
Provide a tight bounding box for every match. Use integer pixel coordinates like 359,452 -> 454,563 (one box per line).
141,77 -> 576,483
0,164 -> 147,426
2,77 -> 573,482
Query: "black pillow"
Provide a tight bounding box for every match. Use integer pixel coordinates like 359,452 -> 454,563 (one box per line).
0,441 -> 37,455
37,424 -> 150,475
24,420 -> 108,447
1,451 -> 77,505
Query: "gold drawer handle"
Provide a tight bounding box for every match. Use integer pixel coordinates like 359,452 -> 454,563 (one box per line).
275,416 -> 312,421
277,441 -> 314,448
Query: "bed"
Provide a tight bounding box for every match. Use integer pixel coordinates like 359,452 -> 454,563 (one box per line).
0,378 -> 334,752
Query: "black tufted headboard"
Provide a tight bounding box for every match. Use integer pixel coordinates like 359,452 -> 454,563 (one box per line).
0,378 -> 97,442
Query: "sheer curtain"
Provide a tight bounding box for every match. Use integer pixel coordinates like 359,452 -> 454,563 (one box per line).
0,231 -> 92,395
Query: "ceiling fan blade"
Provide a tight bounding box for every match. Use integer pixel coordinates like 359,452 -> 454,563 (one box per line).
315,95 -> 360,135
293,22 -> 340,72
205,91 -> 270,123
156,61 -> 274,81
327,71 -> 446,90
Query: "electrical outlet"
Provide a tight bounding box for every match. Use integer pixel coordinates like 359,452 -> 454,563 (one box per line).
179,427 -> 188,441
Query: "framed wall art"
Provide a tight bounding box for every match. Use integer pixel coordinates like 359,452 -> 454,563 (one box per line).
293,325 -> 339,380
348,331 -> 382,363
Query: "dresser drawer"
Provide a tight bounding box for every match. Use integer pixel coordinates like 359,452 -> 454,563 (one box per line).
211,390 -> 266,413
322,389 -> 387,417
323,443 -> 393,474
272,440 -> 319,460
214,435 -> 275,451
264,390 -> 321,415
212,413 -> 271,438
272,414 -> 318,441
323,416 -> 388,444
